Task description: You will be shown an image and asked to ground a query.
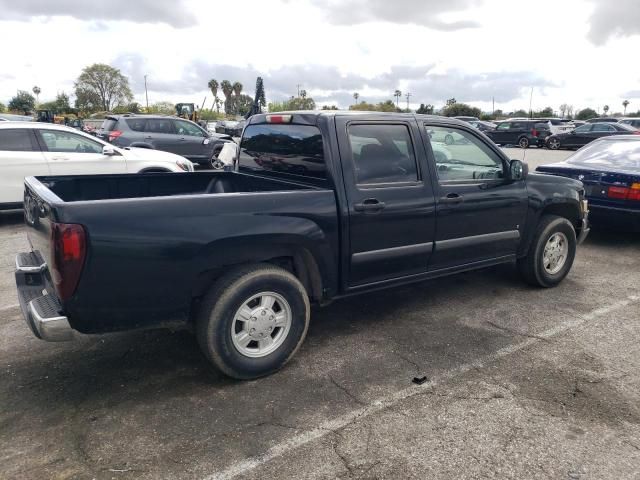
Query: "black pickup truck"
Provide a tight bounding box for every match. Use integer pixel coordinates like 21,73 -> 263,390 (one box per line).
15,112 -> 589,379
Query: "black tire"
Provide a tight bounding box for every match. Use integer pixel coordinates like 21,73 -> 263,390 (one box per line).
196,263 -> 310,379
548,138 -> 561,150
518,136 -> 530,149
444,134 -> 454,145
517,215 -> 577,288
210,145 -> 225,170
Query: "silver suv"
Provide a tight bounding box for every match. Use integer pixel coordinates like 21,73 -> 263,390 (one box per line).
97,115 -> 233,168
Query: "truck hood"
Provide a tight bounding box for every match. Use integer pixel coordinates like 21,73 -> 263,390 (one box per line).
527,171 -> 584,192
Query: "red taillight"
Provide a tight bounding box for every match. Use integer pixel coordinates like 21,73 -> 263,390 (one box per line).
531,128 -> 538,137
108,130 -> 122,142
50,223 -> 86,301
265,114 -> 292,124
634,130 -> 640,135
607,183 -> 640,201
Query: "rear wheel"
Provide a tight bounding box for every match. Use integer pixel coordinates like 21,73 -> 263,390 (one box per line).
518,215 -> 577,287
548,138 -> 561,150
196,264 -> 310,379
210,145 -> 225,170
518,136 -> 530,149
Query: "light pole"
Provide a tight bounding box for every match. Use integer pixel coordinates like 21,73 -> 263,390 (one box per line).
405,92 -> 412,111
144,75 -> 149,110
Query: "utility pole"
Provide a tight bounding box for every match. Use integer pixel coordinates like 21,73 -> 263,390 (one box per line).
144,75 -> 149,110
405,92 -> 412,111
492,96 -> 495,116
296,84 -> 301,98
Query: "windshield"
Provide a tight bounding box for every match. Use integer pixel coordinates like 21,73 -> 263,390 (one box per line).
567,139 -> 640,170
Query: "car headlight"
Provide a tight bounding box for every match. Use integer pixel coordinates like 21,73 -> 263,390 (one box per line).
176,158 -> 194,172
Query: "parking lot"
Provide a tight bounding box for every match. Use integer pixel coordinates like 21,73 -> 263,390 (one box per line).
1,148 -> 639,480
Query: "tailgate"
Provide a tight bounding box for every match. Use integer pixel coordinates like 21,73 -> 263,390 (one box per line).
22,177 -> 60,272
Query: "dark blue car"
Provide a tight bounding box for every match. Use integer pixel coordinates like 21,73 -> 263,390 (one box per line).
537,136 -> 640,231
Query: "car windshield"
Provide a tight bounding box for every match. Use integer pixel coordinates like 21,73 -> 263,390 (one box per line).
567,139 -> 640,170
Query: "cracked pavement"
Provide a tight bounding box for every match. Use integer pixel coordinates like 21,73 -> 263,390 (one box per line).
1,149 -> 640,479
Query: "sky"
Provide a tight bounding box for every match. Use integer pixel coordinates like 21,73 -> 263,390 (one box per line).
1,0 -> 639,114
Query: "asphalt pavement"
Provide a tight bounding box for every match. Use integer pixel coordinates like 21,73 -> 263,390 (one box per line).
1,147 -> 639,480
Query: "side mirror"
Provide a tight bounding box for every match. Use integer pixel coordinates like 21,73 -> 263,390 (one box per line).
102,145 -> 117,156
216,142 -> 240,170
509,159 -> 528,181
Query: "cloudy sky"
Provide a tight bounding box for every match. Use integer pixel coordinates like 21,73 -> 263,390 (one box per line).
1,0 -> 639,114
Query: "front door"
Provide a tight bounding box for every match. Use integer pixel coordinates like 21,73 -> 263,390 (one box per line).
36,129 -> 126,175
173,119 -> 209,162
421,123 -> 528,270
336,117 -> 437,287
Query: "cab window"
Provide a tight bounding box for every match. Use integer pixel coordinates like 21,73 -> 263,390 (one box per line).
174,120 -> 205,137
424,125 -> 504,182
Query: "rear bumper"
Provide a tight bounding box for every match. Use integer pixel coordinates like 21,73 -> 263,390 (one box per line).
14,252 -> 76,342
588,204 -> 640,231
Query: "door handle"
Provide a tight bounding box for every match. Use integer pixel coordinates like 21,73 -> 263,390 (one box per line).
354,198 -> 386,212
51,156 -> 69,161
144,136 -> 153,140
440,193 -> 464,204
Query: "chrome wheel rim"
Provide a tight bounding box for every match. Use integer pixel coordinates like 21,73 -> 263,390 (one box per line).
549,139 -> 560,150
519,138 -> 528,148
543,232 -> 569,274
231,292 -> 292,358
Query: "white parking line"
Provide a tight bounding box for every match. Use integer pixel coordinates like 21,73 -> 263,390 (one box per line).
204,295 -> 640,480
0,304 -> 19,313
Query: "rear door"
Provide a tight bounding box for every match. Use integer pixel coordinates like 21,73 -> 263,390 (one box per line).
0,128 -> 48,205
37,129 -> 127,174
144,118 -> 178,153
336,116 -> 436,286
489,122 -> 511,144
421,122 -> 528,270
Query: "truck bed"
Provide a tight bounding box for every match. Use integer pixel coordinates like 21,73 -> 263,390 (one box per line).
36,171 -> 315,202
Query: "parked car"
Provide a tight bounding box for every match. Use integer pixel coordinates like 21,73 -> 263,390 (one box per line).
545,122 -> 638,150
205,121 -> 219,134
485,120 -> 551,148
537,136 -> 640,231
619,118 -> 640,129
468,120 -> 497,132
586,117 -> 620,123
96,115 -> 233,168
215,120 -> 238,135
0,122 -> 193,210
543,118 -> 576,135
14,112 -> 589,379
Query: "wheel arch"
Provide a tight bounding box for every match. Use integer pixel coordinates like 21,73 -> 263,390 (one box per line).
518,202 -> 582,257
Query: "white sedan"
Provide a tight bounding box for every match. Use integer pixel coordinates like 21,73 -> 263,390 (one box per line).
0,122 -> 194,209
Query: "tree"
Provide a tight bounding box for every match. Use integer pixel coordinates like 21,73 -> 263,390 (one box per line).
559,103 -> 568,117
566,105 -> 574,119
268,96 -> 316,112
74,63 -> 133,112
512,109 -> 528,118
535,107 -> 554,117
208,79 -> 219,112
220,80 -> 233,114
623,100 -> 630,115
236,94 -> 254,116
254,77 -> 266,108
321,105 -> 338,110
32,86 -> 41,105
39,92 -> 72,114
8,90 -> 36,114
394,90 -> 402,109
416,103 -> 434,114
349,100 -> 401,112
446,98 -> 457,106
441,102 -> 481,118
603,105 -> 610,115
147,101 -> 175,115
353,92 -> 359,105
0,102 -> 5,113
576,108 -> 598,120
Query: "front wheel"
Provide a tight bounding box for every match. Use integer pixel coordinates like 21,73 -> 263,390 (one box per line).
518,215 -> 577,287
548,138 -> 561,150
196,264 -> 310,379
518,136 -> 530,149
210,145 -> 225,170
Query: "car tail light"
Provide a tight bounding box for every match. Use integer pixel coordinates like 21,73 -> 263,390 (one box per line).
634,130 -> 640,135
607,183 -> 640,201
265,115 -> 292,124
50,223 -> 87,302
108,130 -> 123,142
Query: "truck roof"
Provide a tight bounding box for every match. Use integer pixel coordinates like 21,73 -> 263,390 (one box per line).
247,111 -> 465,126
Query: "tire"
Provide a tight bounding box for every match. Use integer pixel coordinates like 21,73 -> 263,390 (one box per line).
517,215 -> 577,288
139,168 -> 171,173
444,134 -> 454,145
518,136 -> 530,149
210,145 -> 225,170
548,138 -> 561,150
196,263 -> 310,379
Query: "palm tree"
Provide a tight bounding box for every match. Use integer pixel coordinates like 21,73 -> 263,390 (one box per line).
603,105 -> 610,115
208,79 -> 219,111
394,89 -> 402,109
623,100 -> 630,115
220,80 -> 233,114
353,92 -> 359,105
232,82 -> 243,114
32,86 -> 41,106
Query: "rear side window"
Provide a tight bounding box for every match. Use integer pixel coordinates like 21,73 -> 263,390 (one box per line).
125,118 -> 147,132
592,124 -> 615,132
0,129 -> 35,151
510,122 -> 526,130
348,124 -> 418,185
101,119 -> 117,131
146,119 -> 174,134
239,124 -> 325,180
534,122 -> 550,131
